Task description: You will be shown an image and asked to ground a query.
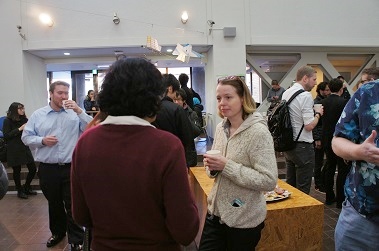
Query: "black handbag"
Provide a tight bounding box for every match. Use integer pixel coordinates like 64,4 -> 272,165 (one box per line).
0,138 -> 6,162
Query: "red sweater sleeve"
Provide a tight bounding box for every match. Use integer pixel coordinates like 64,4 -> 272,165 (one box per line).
162,141 -> 199,245
71,143 -> 92,227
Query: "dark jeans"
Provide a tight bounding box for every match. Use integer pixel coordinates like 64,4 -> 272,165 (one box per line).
314,146 -> 326,189
12,162 -> 36,189
324,147 -> 350,205
199,214 -> 265,251
284,142 -> 314,194
38,163 -> 84,245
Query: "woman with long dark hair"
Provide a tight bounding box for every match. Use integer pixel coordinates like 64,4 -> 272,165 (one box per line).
2,102 -> 37,199
83,90 -> 98,112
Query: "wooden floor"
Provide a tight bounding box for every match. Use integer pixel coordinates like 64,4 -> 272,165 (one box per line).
0,138 -> 340,250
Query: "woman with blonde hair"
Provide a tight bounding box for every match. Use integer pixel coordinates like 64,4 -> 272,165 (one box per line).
199,76 -> 278,250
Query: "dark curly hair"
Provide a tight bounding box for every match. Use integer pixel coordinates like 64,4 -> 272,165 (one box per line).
176,88 -> 187,100
98,58 -> 164,118
162,74 -> 180,93
328,78 -> 343,93
316,81 -> 329,96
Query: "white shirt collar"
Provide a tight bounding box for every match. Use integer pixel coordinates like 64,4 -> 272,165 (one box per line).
100,115 -> 155,128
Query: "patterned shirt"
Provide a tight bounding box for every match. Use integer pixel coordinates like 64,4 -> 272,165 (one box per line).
334,80 -> 379,217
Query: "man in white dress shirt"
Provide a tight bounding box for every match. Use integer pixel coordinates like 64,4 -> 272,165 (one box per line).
281,66 -> 323,194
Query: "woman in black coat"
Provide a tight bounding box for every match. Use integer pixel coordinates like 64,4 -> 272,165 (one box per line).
83,90 -> 99,113
2,102 -> 37,199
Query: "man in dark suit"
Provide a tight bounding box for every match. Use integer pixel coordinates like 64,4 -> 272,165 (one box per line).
178,73 -> 194,109
321,78 -> 349,208
312,81 -> 330,193
153,74 -> 197,168
337,76 -> 351,100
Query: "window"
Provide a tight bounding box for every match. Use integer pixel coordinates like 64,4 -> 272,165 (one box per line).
157,67 -> 192,87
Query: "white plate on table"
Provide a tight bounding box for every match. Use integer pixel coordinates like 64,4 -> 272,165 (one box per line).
264,190 -> 291,202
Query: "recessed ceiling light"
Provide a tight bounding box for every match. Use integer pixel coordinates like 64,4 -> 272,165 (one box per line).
97,65 -> 110,69
63,52 -> 70,55
167,49 -> 173,53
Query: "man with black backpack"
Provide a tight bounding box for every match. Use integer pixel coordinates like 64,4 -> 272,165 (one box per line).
281,66 -> 323,194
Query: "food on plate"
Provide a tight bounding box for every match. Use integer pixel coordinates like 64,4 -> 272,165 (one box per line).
264,185 -> 291,202
274,186 -> 285,195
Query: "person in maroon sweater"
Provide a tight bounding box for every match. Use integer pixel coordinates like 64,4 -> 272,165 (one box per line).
71,58 -> 199,251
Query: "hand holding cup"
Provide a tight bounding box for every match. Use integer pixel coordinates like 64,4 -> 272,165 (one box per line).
63,100 -> 82,114
313,104 -> 324,116
204,150 -> 227,177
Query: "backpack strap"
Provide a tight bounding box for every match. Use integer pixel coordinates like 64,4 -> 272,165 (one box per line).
286,89 -> 305,105
287,89 -> 305,142
295,124 -> 304,142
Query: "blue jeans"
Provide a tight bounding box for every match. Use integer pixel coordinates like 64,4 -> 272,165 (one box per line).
284,142 -> 314,194
335,200 -> 379,251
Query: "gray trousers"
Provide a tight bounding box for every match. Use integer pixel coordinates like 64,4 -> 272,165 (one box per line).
284,142 -> 314,194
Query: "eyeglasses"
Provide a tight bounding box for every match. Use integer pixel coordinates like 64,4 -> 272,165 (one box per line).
18,107 -> 25,111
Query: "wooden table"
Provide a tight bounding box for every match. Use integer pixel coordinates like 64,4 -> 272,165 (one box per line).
189,167 -> 324,251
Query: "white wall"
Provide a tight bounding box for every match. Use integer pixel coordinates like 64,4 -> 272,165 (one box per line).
249,0 -> 379,46
0,0 -> 25,115
203,0 -> 249,133
23,52 -> 49,113
22,0 -> 209,50
1,0 -> 379,133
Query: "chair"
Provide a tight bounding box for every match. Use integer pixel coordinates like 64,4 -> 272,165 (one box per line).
0,116 -> 6,138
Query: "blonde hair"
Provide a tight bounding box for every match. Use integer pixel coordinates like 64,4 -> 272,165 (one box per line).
217,76 -> 256,119
296,66 -> 316,81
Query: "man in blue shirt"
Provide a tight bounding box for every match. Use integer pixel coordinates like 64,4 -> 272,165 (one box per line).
22,81 -> 92,251
332,68 -> 379,250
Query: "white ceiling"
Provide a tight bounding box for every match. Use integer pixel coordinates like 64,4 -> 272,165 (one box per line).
27,45 -> 212,72
27,45 -> 379,72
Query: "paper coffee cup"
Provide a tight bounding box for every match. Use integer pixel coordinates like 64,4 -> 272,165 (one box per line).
314,104 -> 322,110
206,150 -> 221,156
62,100 -> 68,109
205,150 -> 221,176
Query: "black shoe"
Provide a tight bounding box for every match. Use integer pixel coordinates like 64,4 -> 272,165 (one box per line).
17,190 -> 28,199
23,184 -> 37,195
46,234 -> 65,247
71,244 -> 83,251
